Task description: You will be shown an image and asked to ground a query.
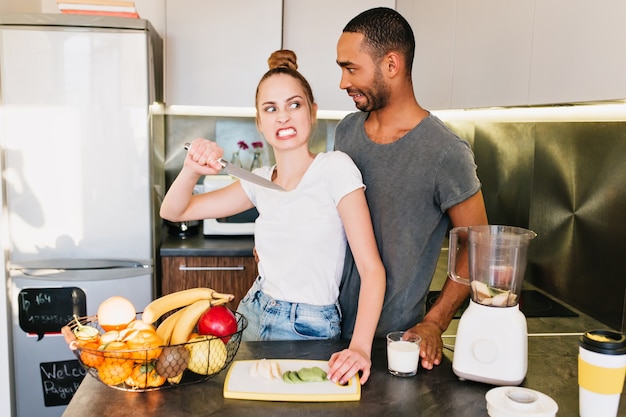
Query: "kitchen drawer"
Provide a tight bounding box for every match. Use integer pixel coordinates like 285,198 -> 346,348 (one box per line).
161,256 -> 257,309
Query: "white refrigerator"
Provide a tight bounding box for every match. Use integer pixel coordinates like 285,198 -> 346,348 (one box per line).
0,14 -> 164,417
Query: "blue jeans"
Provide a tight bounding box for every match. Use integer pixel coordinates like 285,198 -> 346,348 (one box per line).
236,276 -> 341,341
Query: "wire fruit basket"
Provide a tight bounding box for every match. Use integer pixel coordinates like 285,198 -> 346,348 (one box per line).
63,311 -> 247,392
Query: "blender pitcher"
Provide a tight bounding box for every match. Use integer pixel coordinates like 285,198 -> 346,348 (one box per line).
447,225 -> 537,386
448,225 -> 537,307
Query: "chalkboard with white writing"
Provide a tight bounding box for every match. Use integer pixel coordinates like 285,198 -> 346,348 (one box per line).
39,359 -> 86,407
18,287 -> 87,340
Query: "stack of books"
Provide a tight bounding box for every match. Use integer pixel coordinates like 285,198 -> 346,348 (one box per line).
56,0 -> 139,18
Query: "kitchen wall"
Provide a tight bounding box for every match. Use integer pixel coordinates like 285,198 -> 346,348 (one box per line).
440,106 -> 626,331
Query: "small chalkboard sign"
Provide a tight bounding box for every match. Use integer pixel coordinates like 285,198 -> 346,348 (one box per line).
18,287 -> 87,340
39,359 -> 86,407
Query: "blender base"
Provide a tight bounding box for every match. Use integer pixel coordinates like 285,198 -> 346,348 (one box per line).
453,300 -> 528,385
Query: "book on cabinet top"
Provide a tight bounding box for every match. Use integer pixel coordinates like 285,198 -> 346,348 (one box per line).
56,0 -> 136,6
59,9 -> 140,19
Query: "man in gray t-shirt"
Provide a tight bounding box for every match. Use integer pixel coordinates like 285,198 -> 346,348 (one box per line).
335,7 -> 488,370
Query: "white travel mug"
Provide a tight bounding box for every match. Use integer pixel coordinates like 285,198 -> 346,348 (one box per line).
578,329 -> 626,417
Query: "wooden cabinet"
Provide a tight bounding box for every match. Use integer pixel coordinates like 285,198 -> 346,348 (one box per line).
161,256 -> 257,309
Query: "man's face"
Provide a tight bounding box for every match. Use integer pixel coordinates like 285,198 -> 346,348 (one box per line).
336,32 -> 390,112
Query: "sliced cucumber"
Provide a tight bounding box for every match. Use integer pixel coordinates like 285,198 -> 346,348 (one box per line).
281,366 -> 327,383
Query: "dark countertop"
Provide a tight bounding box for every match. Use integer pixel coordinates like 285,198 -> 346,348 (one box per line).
63,328 -> 626,417
160,233 -> 254,257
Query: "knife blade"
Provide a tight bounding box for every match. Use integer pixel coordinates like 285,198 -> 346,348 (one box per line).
184,143 -> 284,191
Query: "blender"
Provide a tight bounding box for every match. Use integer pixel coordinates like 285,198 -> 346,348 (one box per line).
448,225 -> 537,385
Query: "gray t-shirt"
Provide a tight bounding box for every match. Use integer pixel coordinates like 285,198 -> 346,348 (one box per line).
335,112 -> 481,338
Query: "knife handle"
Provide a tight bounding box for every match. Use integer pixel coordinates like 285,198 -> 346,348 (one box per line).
183,143 -> 226,168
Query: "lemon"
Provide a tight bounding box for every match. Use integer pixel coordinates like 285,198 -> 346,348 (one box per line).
186,335 -> 227,375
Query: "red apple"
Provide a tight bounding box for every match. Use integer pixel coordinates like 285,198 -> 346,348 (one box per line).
197,306 -> 238,343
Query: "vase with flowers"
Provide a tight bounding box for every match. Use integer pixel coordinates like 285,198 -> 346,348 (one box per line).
230,140 -> 249,168
249,141 -> 264,170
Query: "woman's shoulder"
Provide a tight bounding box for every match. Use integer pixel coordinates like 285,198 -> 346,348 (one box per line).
315,150 -> 357,167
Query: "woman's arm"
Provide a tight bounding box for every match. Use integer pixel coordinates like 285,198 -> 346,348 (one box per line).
327,188 -> 386,385
160,138 -> 254,222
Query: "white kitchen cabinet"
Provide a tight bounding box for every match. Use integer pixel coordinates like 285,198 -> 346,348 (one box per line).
450,1 -> 535,109
165,0 -> 282,107
394,0 -> 534,110
398,0 -> 456,110
529,0 -> 626,105
282,0 -> 395,112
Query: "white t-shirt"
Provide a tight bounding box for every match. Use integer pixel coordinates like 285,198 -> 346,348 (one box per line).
240,151 -> 364,305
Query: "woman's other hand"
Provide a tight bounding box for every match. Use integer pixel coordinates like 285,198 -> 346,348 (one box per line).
327,348 -> 371,385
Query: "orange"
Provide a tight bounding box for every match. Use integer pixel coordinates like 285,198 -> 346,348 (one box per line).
79,341 -> 104,368
97,296 -> 136,332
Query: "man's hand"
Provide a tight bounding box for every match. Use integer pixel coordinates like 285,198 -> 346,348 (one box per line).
407,321 -> 443,370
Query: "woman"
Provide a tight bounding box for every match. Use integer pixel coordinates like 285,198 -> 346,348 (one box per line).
160,50 -> 385,385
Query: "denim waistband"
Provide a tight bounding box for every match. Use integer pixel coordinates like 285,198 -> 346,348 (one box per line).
250,276 -> 342,321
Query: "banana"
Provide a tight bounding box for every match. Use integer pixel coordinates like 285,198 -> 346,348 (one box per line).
142,288 -> 223,324
156,306 -> 190,345
169,299 -> 212,346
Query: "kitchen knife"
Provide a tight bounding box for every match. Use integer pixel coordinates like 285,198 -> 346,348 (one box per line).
184,143 -> 284,191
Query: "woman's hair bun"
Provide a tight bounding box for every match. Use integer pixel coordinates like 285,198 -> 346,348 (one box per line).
268,50 -> 298,71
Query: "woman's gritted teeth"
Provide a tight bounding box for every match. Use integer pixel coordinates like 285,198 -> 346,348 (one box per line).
277,127 -> 297,138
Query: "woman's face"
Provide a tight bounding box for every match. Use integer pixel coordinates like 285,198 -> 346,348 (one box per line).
256,73 -> 316,153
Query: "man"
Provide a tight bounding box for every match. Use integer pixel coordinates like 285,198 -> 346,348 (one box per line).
335,7 -> 488,370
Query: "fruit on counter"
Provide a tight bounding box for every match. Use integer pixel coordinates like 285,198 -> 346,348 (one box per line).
155,345 -> 190,379
125,362 -> 166,389
98,359 -> 135,386
123,328 -> 163,362
79,341 -> 104,368
99,340 -> 132,360
97,341 -> 135,385
141,287 -> 235,324
97,296 -> 137,332
197,305 -> 238,343
282,366 -> 328,384
186,335 -> 227,375
70,315 -> 100,344
155,305 -> 192,345
169,299 -> 213,345
126,319 -> 158,332
99,330 -> 122,345
249,359 -> 282,381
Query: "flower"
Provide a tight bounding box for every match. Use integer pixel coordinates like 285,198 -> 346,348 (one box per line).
237,141 -> 249,150
251,141 -> 264,149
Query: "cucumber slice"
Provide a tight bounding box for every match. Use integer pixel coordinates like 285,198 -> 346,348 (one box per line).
282,366 -> 328,383
288,370 -> 303,383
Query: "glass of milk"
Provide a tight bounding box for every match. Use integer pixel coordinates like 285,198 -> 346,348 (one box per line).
386,331 -> 421,377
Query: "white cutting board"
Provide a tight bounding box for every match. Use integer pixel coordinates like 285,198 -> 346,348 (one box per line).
223,359 -> 361,402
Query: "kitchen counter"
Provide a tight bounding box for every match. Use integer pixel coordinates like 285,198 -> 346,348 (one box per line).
63,329 -> 626,417
160,233 -> 254,257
